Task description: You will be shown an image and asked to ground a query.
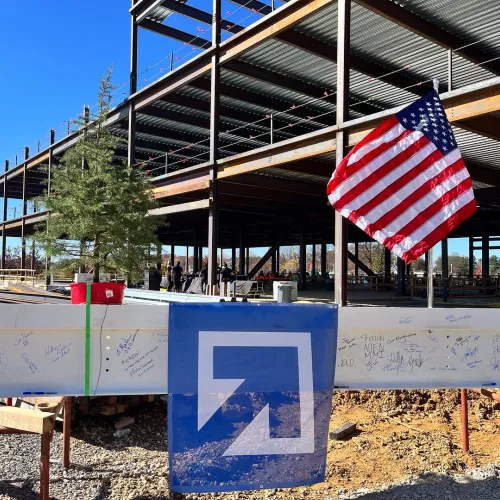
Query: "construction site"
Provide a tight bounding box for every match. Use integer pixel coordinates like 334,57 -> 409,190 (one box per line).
0,0 -> 499,499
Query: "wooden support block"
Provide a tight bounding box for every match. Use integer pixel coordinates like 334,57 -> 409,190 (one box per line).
142,395 -> 155,403
0,407 -> 55,435
329,422 -> 357,441
115,403 -> 127,414
115,416 -> 135,430
104,396 -> 117,405
100,405 -> 116,416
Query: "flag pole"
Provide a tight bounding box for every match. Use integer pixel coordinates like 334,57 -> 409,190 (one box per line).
427,78 -> 440,309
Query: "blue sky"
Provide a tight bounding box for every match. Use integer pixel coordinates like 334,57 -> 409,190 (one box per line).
0,1 -> 480,259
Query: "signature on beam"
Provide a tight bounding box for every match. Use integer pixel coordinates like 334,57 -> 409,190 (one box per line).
45,343 -> 72,363
117,330 -> 139,356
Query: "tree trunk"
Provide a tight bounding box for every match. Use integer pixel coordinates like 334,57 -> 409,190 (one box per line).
93,238 -> 100,283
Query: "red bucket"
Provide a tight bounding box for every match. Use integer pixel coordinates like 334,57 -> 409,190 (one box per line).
70,282 -> 126,305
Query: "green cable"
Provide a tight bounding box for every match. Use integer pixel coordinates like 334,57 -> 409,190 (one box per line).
85,282 -> 91,396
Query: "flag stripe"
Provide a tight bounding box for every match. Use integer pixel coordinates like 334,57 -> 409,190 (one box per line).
385,177 -> 473,252
327,121 -> 407,195
400,198 -> 477,262
360,151 -> 464,234
330,131 -> 425,206
346,142 -> 440,216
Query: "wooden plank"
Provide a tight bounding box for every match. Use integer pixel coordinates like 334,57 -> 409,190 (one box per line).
0,407 -> 55,434
329,422 -> 357,440
100,405 -> 116,416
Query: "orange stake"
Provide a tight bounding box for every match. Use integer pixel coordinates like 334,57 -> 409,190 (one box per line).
461,388 -> 469,453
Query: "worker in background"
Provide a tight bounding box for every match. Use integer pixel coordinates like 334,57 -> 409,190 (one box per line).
221,263 -> 232,297
173,261 -> 183,293
200,262 -> 208,293
167,261 -> 173,292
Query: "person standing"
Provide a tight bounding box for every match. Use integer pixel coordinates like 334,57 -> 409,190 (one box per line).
200,262 -> 208,294
166,261 -> 173,292
221,263 -> 232,297
173,261 -> 183,293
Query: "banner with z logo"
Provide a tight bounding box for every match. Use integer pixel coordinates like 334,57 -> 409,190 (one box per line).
168,302 -> 337,493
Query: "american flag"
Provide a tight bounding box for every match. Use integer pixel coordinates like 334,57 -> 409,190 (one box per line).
327,89 -> 476,263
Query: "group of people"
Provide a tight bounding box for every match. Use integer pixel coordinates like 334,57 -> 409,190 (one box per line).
165,261 -> 233,294
257,270 -> 293,279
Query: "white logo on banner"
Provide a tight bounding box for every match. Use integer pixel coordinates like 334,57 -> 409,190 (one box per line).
197,331 -> 315,456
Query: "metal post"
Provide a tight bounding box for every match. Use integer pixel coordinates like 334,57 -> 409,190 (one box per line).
271,225 -> 276,274
447,49 -> 453,92
396,257 -> 406,296
128,6 -> 138,169
270,114 -> 274,145
186,246 -> 189,272
299,222 -> 306,291
461,389 -> 469,453
194,230 -> 200,273
384,248 -> 391,278
246,247 -> 250,274
164,153 -> 168,175
46,130 -> 55,287
239,228 -> 245,275
354,241 -> 359,277
170,244 -> 175,264
427,248 -> 434,308
169,52 -> 174,72
62,397 -> 72,468
156,244 -> 162,271
482,234 -> 489,288
276,246 -> 280,274
321,237 -> 327,277
21,147 -> 29,274
231,247 -> 236,271
207,0 -> 221,294
40,432 -> 51,500
334,0 -> 351,306
469,236 -> 474,277
312,242 -> 316,277
1,160 -> 8,271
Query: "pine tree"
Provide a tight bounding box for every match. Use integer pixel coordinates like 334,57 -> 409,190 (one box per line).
36,68 -> 158,283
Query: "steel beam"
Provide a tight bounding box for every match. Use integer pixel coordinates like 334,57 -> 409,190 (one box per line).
334,0 -> 350,307
347,250 -> 375,277
149,199 -> 211,216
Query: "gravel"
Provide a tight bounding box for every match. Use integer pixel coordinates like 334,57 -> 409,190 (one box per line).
0,400 -> 498,499
337,464 -> 500,499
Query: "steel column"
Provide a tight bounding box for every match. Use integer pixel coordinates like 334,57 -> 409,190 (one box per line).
271,225 -> 277,274
157,244 -> 162,271
194,230 -> 200,273
128,6 -> 138,168
354,242 -> 359,277
207,0 -> 221,294
246,247 -> 250,274
1,160 -> 8,271
334,0 -> 351,306
186,246 -> 189,272
231,247 -> 236,271
299,222 -> 307,290
396,257 -> 406,296
447,49 -> 453,92
239,228 -> 245,275
45,130 -> 55,286
276,246 -> 280,274
170,244 -> 175,264
441,239 -> 449,279
427,249 -> 434,308
461,389 -> 469,453
321,237 -> 327,277
482,234 -> 489,287
312,242 -> 316,276
21,147 -> 29,273
384,248 -> 391,277
469,236 -> 474,277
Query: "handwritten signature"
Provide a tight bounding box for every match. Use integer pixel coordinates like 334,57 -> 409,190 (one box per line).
45,343 -> 72,363
491,357 -> 500,372
21,353 -> 38,374
445,314 -> 472,324
117,330 -> 139,356
14,332 -> 33,347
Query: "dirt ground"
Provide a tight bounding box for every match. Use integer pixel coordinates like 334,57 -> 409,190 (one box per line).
322,389 -> 500,493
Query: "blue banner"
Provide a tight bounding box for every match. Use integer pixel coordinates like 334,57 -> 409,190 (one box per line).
168,303 -> 337,493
